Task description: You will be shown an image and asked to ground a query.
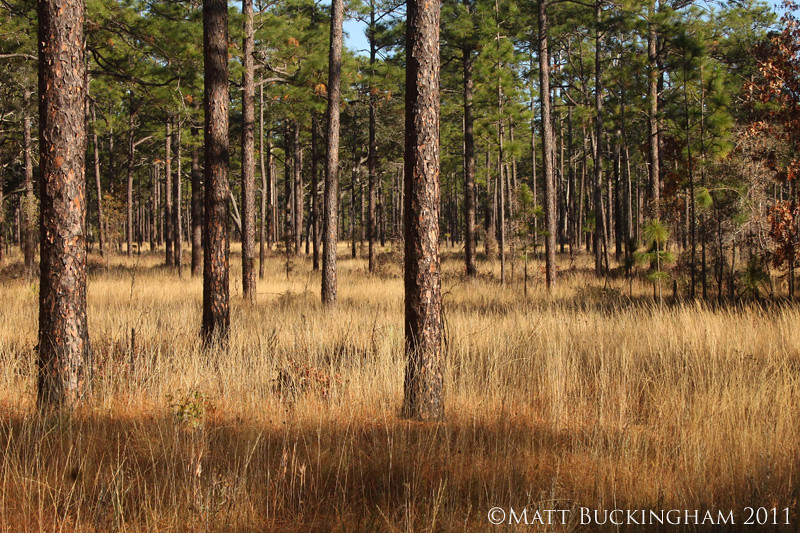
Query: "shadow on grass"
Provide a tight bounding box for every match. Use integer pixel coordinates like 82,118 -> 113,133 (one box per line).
0,406 -> 792,532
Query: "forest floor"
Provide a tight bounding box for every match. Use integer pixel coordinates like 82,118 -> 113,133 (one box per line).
0,244 -> 798,531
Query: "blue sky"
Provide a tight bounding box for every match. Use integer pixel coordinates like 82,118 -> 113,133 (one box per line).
342,0 -> 794,56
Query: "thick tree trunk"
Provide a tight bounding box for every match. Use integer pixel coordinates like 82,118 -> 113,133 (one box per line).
403,0 -> 443,421
173,120 -> 183,276
538,0 -> 557,289
463,46 -> 477,276
22,89 -> 36,274
241,0 -> 256,299
191,114 -> 203,277
36,0 -> 89,408
321,0 -> 344,304
202,0 -> 231,343
165,119 -> 174,266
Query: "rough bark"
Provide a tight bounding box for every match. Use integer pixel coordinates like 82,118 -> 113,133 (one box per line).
202,0 -> 231,343
402,0 -> 443,421
463,46 -> 477,277
241,0 -> 256,298
321,0 -> 343,305
593,0 -> 609,275
538,0 -> 557,289
37,0 -> 89,408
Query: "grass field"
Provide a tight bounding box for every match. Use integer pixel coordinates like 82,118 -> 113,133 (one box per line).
0,244 -> 798,531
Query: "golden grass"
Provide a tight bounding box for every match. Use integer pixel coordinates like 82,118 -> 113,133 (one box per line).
0,244 -> 798,531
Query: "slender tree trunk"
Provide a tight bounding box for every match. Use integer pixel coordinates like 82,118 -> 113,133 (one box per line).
463,45 -> 477,276
22,89 -> 36,274
150,166 -> 157,253
311,112 -> 320,271
173,120 -> 183,276
593,0 -> 609,275
165,119 -> 174,266
37,0 -> 89,408
241,0 -> 256,298
202,0 -> 231,343
258,82 -> 268,278
684,61 -> 697,299
191,112 -> 203,277
648,3 -> 660,219
403,0 -> 443,421
539,0 -> 557,289
367,0 -> 378,273
322,0 -> 344,304
91,105 -> 105,258
0,166 -> 5,263
293,122 -> 303,255
126,101 -> 135,258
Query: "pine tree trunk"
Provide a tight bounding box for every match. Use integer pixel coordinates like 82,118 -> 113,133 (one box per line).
593,0 -> 609,275
22,89 -> 36,274
91,105 -> 105,258
293,122 -> 303,255
463,46 -> 477,276
191,113 -> 203,277
367,0 -> 378,273
126,102 -> 136,258
173,120 -> 183,276
37,0 -> 89,408
648,5 -> 660,219
311,112 -> 320,271
402,0 -> 443,421
165,119 -> 174,266
538,0 -> 557,289
202,0 -> 231,343
258,82 -> 268,279
241,0 -> 256,298
322,0 -> 344,305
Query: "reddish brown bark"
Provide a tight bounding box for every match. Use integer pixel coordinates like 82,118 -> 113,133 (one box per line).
241,0 -> 256,298
321,0 -> 344,305
202,0 -> 231,343
36,0 -> 89,408
463,46 -> 477,277
402,0 -> 443,421
539,0 -> 557,289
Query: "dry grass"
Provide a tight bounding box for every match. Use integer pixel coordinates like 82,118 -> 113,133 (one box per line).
0,244 -> 798,531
